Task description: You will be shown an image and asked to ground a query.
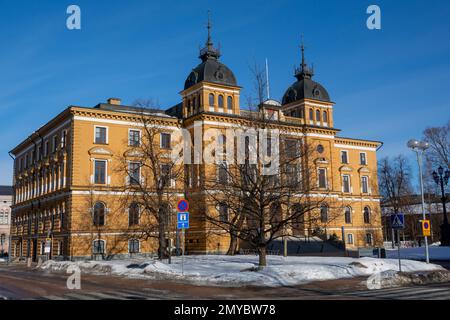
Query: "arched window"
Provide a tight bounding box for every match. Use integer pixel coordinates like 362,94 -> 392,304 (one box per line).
218,95 -> 224,108
218,203 -> 229,222
93,239 -> 105,255
209,93 -> 215,107
344,206 -> 352,224
192,97 -> 197,113
227,96 -> 233,110
323,111 -> 328,123
363,207 -> 371,224
320,205 -> 328,223
309,108 -> 314,120
129,202 -> 140,226
316,109 -> 321,122
93,202 -> 106,226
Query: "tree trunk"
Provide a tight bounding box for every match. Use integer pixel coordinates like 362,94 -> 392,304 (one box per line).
227,234 -> 238,255
258,244 -> 267,268
158,213 -> 166,260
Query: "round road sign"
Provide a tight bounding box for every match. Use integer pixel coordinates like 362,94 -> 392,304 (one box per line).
178,199 -> 189,212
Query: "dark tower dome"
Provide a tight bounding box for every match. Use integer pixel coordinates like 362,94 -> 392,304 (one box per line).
184,15 -> 237,90
282,42 -> 330,105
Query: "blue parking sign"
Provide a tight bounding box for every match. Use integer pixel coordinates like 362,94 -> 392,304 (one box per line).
177,212 -> 189,229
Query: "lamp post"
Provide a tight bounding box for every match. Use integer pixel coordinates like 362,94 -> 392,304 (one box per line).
407,139 -> 430,263
432,166 -> 450,246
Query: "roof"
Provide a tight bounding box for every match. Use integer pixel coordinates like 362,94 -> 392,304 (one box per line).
184,58 -> 237,90
0,186 -> 13,196
282,78 -> 331,104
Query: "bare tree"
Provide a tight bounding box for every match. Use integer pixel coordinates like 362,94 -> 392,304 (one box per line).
378,155 -> 414,213
423,120 -> 450,169
115,99 -> 184,260
203,63 -> 332,267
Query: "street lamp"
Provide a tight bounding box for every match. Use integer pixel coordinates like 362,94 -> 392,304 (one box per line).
407,139 -> 430,263
432,166 -> 450,246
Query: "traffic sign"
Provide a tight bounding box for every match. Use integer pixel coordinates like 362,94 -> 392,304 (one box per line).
391,213 -> 405,230
177,199 -> 189,212
177,212 -> 189,229
421,220 -> 431,237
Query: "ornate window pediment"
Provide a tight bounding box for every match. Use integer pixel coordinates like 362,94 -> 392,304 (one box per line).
123,149 -> 144,158
315,157 -> 328,164
358,167 -> 370,173
88,146 -> 113,156
339,165 -> 353,172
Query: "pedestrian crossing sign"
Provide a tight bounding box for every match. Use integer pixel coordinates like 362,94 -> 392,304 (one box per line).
391,213 -> 405,230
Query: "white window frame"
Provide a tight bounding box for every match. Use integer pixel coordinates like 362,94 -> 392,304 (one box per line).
344,206 -> 352,224
127,161 -> 141,185
128,203 -> 141,226
92,239 -> 106,255
347,233 -> 354,245
128,129 -> 141,147
160,132 -> 171,149
93,159 -> 108,185
128,239 -> 140,254
361,176 -> 369,194
94,126 -> 109,144
359,152 -> 367,165
340,150 -> 349,164
317,168 -> 328,189
342,174 -> 351,193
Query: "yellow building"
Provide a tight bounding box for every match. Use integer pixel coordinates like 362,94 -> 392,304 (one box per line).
9,26 -> 383,261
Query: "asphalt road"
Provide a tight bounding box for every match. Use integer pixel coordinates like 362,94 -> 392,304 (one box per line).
1,263 -> 450,300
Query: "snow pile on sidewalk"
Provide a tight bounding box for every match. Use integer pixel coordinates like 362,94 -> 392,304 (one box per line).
40,255 -> 444,287
367,269 -> 450,289
386,246 -> 450,261
0,258 -> 6,263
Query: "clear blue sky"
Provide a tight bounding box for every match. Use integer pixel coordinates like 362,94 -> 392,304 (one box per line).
0,0 -> 449,185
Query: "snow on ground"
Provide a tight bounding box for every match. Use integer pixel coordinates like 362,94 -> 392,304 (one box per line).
386,246 -> 450,261
0,258 -> 6,262
41,255 -> 444,287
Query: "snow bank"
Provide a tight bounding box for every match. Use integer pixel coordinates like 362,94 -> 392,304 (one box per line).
41,255 -> 444,287
386,246 -> 450,261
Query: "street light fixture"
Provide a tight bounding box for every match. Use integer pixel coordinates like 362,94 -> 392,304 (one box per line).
432,166 -> 450,246
407,139 -> 430,263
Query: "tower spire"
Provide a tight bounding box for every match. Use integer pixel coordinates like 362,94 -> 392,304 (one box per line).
295,34 -> 314,80
199,10 -> 221,61
206,10 -> 212,49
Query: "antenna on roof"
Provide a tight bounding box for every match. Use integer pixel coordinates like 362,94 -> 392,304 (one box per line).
265,58 -> 270,100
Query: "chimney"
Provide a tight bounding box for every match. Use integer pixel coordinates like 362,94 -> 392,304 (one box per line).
107,98 -> 121,105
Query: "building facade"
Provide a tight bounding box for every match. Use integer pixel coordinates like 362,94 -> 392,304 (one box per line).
9,25 -> 383,261
0,186 -> 13,256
